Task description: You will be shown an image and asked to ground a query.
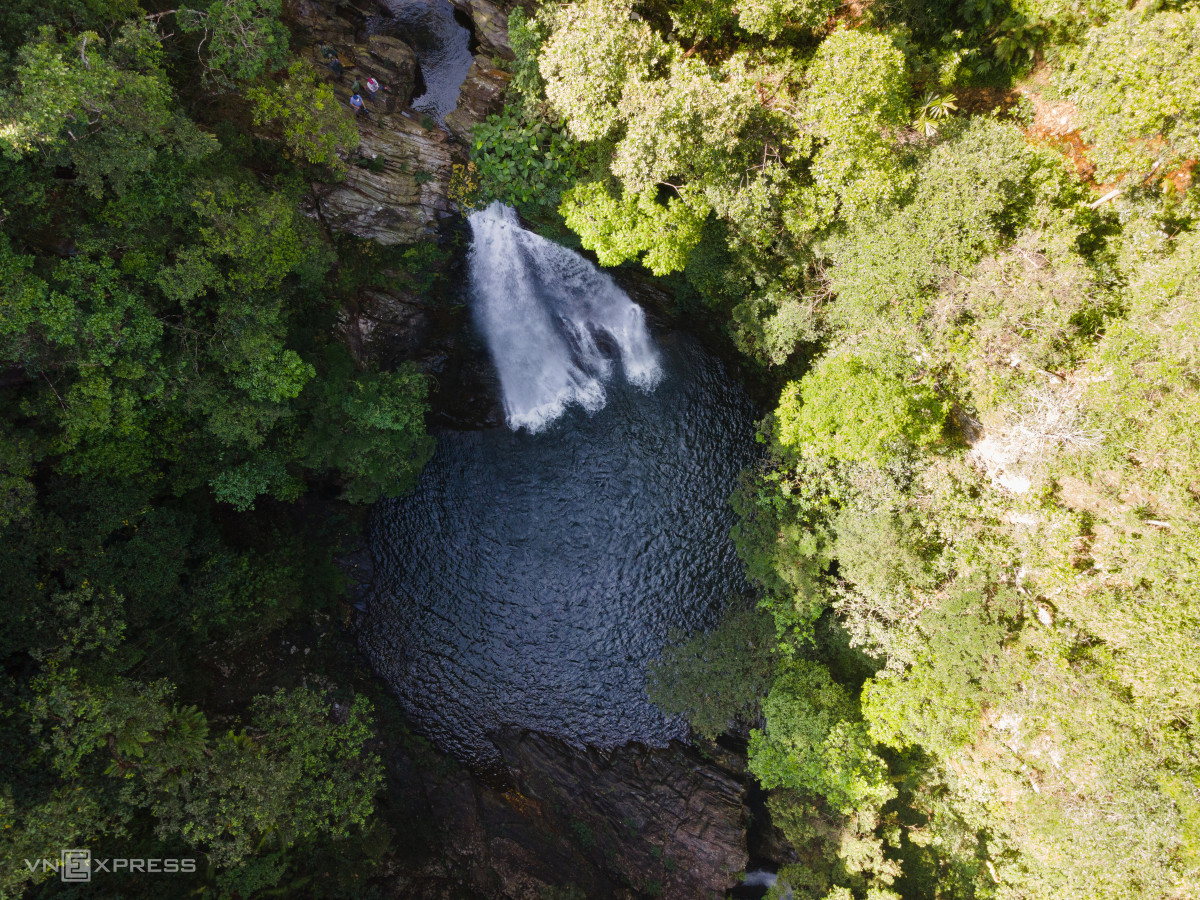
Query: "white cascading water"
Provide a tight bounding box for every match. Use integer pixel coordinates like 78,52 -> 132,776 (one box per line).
742,870 -> 779,889
467,202 -> 662,431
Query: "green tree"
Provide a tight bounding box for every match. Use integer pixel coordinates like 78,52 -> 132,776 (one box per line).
300,349 -> 434,504
560,180 -> 706,275
0,22 -> 205,198
647,603 -> 778,740
149,688 -> 382,866
177,0 -> 290,89
775,355 -> 947,462
790,29 -> 911,228
749,660 -> 895,813
248,62 -> 358,174
1058,6 -> 1200,180
739,0 -> 841,38
538,0 -> 668,142
861,581 -> 1021,757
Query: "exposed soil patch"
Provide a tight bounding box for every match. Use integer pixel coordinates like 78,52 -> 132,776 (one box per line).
956,85 -> 1020,117
1165,158 -> 1196,193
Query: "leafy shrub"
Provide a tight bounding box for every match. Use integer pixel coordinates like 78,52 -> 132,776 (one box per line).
559,181 -> 706,275
468,106 -> 587,214
748,660 -> 896,813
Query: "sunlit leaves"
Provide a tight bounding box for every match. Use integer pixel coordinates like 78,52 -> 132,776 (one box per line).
467,106 -> 586,213
798,28 -> 911,223
248,62 -> 357,174
559,180 -> 706,275
1058,6 -> 1200,179
748,660 -> 896,813
539,0 -> 667,142
0,23 -> 182,197
775,355 -> 947,463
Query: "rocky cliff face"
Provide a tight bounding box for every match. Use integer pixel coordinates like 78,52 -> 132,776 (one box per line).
313,111 -> 456,245
386,729 -> 750,900
286,0 -> 512,245
444,55 -> 511,143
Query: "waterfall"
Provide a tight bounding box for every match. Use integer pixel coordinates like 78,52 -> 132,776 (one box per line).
742,870 -> 779,888
467,202 -> 662,431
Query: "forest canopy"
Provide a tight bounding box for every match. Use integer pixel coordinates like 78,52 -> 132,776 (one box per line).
3,0 -> 1199,898
458,0 -> 1200,898
0,1 -> 434,895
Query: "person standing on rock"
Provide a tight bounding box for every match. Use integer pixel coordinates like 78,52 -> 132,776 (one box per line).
323,46 -> 344,82
349,92 -> 368,120
365,77 -> 383,103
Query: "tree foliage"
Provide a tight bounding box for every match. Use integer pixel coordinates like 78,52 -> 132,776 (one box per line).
248,61 -> 358,173
177,0 -> 291,89
647,603 -> 777,740
0,2 -> 429,892
775,355 -> 947,462
577,3 -> 1200,897
1058,6 -> 1200,179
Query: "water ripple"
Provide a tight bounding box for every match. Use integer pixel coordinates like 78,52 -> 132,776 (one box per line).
362,335 -> 758,767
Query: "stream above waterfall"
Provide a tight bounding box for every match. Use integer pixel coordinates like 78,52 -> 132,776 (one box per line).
361,207 -> 759,770
380,0 -> 473,121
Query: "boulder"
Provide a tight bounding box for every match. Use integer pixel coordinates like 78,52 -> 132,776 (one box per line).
443,54 -> 511,143
449,0 -> 518,60
364,33 -> 420,108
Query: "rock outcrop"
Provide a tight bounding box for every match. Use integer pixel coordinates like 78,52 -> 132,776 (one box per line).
285,0 -> 512,245
339,286 -> 433,368
312,110 -> 456,245
444,55 -> 512,142
449,0 -> 517,61
288,0 -> 420,108
386,730 -> 750,899
363,33 -> 422,108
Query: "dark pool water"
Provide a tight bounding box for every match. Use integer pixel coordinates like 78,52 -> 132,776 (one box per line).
361,333 -> 758,768
380,0 -> 473,121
